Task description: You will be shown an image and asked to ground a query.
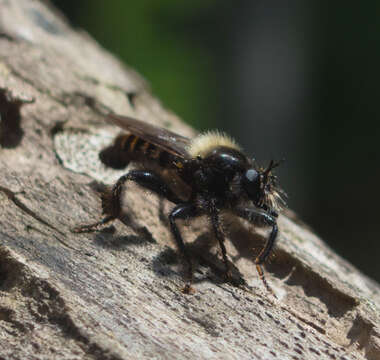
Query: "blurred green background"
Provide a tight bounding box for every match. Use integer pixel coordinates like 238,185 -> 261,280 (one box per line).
52,1 -> 380,282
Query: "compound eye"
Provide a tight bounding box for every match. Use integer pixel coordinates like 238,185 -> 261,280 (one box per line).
243,168 -> 260,198
245,169 -> 259,183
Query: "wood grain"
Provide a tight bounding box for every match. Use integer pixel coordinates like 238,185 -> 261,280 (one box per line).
0,1 -> 379,359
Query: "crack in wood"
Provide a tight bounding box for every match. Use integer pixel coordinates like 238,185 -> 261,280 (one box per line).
0,185 -> 75,249
0,88 -> 34,148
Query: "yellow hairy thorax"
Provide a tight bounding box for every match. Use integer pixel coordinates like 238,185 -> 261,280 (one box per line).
187,131 -> 241,158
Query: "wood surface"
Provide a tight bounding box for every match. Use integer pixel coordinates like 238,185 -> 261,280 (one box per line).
0,1 -> 379,359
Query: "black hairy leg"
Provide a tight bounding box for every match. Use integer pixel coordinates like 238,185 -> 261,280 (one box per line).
235,207 -> 278,296
73,170 -> 183,233
210,211 -> 232,281
169,203 -> 198,294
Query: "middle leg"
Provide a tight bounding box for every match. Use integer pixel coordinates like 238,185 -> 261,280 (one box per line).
169,203 -> 198,293
210,211 -> 232,281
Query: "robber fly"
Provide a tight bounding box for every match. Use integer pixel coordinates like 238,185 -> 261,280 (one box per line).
73,114 -> 285,294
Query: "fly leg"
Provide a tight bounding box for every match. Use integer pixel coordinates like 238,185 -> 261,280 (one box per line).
210,211 -> 232,281
169,204 -> 198,293
234,207 -> 278,296
73,170 -> 183,233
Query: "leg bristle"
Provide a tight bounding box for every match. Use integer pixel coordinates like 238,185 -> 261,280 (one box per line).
101,187 -> 121,218
255,263 -> 277,299
182,283 -> 195,294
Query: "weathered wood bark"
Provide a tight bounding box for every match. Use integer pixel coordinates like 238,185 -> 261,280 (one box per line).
0,2 -> 379,359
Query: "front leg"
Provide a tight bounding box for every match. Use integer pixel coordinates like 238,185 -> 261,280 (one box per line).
234,207 -> 278,295
257,203 -> 279,219
73,170 -> 183,233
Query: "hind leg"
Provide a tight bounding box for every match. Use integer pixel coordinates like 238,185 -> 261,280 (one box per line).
73,170 -> 183,233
